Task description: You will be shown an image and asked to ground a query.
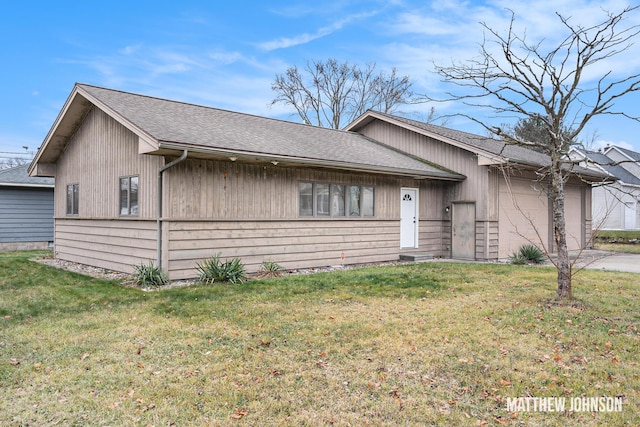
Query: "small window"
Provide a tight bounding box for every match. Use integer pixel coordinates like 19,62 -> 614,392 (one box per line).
120,176 -> 139,216
362,186 -> 374,217
316,183 -> 330,216
331,184 -> 345,216
348,186 -> 361,217
66,183 -> 79,215
299,182 -> 313,216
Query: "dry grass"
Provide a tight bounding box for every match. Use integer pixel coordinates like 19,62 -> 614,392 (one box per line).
1,252 -> 639,426
593,243 -> 640,254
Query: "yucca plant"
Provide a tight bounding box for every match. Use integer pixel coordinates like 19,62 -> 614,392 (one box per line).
197,254 -> 247,284
133,261 -> 169,288
509,244 -> 545,265
256,260 -> 284,278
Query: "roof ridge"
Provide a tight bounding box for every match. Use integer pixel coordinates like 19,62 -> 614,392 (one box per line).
76,83 -> 360,137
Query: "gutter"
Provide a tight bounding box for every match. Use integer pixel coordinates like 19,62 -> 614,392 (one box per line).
158,142 -> 465,181
157,150 -> 188,269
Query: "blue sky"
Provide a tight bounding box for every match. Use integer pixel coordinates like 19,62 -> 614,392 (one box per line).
1,0 -> 639,163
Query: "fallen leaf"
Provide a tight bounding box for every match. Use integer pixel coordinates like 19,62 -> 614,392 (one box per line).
81,353 -> 90,360
231,408 -> 248,419
9,359 -> 20,366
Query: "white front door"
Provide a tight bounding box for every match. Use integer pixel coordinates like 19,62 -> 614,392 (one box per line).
400,188 -> 418,248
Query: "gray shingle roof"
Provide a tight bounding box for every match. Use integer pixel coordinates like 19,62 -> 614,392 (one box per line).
0,164 -> 54,187
353,111 -> 607,181
614,146 -> 640,162
583,151 -> 640,186
77,84 -> 463,180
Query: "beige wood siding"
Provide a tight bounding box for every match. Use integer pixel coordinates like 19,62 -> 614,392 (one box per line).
167,219 -> 401,279
476,220 -> 499,259
54,106 -> 162,219
356,120 -> 492,220
54,218 -> 157,273
163,158 -> 423,220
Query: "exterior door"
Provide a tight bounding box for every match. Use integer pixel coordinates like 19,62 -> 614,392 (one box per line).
452,202 -> 475,259
400,188 -> 418,248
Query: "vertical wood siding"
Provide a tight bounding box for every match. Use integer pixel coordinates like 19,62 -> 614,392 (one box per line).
356,121 -> 492,220
0,187 -> 53,243
54,107 -> 162,219
163,158 -> 427,220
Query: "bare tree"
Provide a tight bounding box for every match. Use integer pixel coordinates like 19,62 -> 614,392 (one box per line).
271,59 -> 415,129
432,6 -> 640,300
0,157 -> 29,170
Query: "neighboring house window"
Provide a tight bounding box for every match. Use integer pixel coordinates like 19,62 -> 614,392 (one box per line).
66,183 -> 79,215
299,182 -> 374,217
120,176 -> 139,216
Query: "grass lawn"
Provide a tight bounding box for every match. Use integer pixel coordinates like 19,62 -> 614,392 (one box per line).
1,251 -> 639,426
593,243 -> 640,254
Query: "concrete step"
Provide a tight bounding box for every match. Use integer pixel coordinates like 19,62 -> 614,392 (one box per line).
399,252 -> 435,262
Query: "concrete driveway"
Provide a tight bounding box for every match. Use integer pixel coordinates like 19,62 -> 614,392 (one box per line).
572,250 -> 640,274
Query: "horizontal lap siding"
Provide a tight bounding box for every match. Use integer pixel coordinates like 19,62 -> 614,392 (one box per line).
167,220 -> 400,280
475,220 -> 499,259
55,219 -> 156,273
418,219 -> 445,256
0,187 -> 54,243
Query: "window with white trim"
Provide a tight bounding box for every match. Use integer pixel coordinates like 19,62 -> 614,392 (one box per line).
119,176 -> 139,216
299,182 -> 374,217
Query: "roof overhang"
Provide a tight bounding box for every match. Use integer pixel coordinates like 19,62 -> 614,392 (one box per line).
158,141 -> 466,181
29,84 -> 159,178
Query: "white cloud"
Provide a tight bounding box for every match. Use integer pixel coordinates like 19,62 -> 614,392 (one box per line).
258,11 -> 379,51
593,139 -> 635,152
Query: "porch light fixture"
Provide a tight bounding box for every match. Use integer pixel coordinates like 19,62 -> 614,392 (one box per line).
445,206 -> 450,213
229,156 -> 237,162
271,161 -> 279,165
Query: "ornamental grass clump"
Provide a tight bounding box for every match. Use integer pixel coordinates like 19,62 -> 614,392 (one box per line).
133,261 -> 169,288
197,253 -> 247,284
510,244 -> 546,265
256,260 -> 284,279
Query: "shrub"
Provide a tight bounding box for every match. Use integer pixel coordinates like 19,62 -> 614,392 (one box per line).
197,254 -> 247,284
133,261 -> 169,288
509,244 -> 545,265
257,260 -> 284,279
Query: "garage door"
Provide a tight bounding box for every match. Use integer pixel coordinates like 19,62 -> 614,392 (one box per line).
499,178 -> 584,258
498,177 -> 550,258
564,185 -> 584,249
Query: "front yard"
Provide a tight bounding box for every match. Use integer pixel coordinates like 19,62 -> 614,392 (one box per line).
1,251 -> 639,426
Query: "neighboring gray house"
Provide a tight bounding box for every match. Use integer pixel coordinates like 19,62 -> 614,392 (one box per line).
0,164 -> 54,251
571,146 -> 640,230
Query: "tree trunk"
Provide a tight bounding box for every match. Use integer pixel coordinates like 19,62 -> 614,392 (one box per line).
550,165 -> 572,299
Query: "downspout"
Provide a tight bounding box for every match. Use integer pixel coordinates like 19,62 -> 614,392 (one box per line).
157,150 -> 188,268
